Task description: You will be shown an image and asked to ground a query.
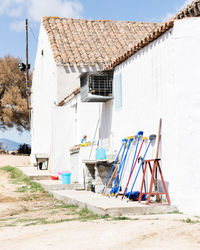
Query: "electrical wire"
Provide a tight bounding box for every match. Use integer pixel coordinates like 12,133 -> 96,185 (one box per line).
28,23 -> 38,43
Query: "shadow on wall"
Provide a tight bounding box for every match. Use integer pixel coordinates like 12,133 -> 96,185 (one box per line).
99,100 -> 113,150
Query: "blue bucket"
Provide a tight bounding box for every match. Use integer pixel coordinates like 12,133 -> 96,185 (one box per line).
96,147 -> 106,160
61,173 -> 71,184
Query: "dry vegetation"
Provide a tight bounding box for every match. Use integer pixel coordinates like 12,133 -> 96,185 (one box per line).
0,163 -> 200,249
0,55 -> 30,131
0,166 -> 105,227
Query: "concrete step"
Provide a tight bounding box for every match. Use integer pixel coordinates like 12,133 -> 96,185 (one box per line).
17,166 -> 51,180
35,179 -> 82,191
50,190 -> 178,217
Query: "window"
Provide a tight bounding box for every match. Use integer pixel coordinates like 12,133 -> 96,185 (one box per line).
114,73 -> 122,110
80,71 -> 113,102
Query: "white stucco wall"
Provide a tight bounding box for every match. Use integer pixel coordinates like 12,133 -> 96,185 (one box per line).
51,94 -> 100,184
31,23 -> 102,173
103,17 -> 200,213
31,24 -> 57,163
56,64 -> 103,103
173,18 -> 200,213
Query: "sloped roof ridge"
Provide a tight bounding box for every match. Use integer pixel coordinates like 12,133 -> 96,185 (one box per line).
42,17 -> 161,67
174,0 -> 200,19
42,16 -> 158,24
105,21 -> 174,70
105,1 -> 200,70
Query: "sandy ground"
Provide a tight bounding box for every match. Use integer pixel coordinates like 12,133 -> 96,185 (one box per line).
0,154 -> 30,167
1,215 -> 200,250
0,156 -> 200,250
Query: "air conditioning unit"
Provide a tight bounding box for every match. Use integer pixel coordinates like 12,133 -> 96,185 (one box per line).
80,71 -> 113,102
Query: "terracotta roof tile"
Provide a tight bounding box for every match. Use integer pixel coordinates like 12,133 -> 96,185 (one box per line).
104,1 -> 200,70
174,0 -> 200,19
105,21 -> 174,70
42,17 -> 161,67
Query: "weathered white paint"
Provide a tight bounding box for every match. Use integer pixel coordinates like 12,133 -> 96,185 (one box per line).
31,25 -> 57,164
56,64 -> 103,103
56,67 -> 79,103
32,17 -> 200,213
48,93 -> 100,185
31,23 -> 102,171
101,18 -> 200,213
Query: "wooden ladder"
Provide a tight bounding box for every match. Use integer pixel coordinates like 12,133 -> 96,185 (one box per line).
138,159 -> 170,204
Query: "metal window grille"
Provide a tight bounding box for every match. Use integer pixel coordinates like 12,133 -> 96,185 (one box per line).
80,71 -> 113,102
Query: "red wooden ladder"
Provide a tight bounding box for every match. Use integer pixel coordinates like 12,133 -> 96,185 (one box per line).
138,159 -> 170,204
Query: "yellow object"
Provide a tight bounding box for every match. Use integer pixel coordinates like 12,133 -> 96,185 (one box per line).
80,141 -> 92,147
143,137 -> 148,140
126,136 -> 133,140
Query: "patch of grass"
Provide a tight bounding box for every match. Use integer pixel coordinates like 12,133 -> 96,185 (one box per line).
3,223 -> 17,227
101,215 -> 110,219
78,208 -> 90,216
51,218 -> 77,224
113,216 -> 130,221
25,218 -> 78,226
20,195 -> 39,201
167,211 -> 182,214
53,204 -> 78,209
17,218 -> 46,223
78,208 -> 100,221
1,166 -> 46,193
0,217 -> 15,222
16,186 -> 27,192
181,218 -> 200,224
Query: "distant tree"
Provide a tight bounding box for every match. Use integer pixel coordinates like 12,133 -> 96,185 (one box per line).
17,143 -> 31,155
0,142 -> 6,153
0,55 -> 31,131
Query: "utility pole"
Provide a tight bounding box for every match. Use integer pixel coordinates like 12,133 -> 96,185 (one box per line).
25,18 -> 29,110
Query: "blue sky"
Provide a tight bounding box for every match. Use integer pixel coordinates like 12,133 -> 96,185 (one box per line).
0,0 -> 193,144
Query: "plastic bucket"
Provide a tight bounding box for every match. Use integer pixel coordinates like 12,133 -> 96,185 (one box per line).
61,173 -> 71,184
96,147 -> 106,160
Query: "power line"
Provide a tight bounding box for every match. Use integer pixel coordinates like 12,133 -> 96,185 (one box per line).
28,22 -> 38,43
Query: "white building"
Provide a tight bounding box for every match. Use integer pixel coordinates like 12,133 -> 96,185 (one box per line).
31,17 -> 159,181
104,17 -> 200,213
31,1 -> 200,213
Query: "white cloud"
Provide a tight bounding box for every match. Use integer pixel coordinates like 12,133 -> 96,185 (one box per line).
162,0 -> 194,22
10,20 -> 25,31
28,0 -> 83,22
0,0 -> 83,31
0,0 -> 26,17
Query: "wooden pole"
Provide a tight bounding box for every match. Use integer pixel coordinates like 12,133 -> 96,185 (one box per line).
155,118 -> 162,159
155,118 -> 162,194
25,19 -> 29,110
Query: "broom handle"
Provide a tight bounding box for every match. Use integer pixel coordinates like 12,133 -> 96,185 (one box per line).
155,118 -> 162,191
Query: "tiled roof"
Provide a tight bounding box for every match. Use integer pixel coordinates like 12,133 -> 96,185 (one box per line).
42,17 -> 161,67
174,0 -> 200,19
105,21 -> 174,70
57,87 -> 80,106
105,1 -> 200,70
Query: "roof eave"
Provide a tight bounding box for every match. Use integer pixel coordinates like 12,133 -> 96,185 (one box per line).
105,21 -> 174,71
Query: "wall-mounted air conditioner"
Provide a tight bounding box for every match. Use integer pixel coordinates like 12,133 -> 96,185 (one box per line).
80,71 -> 113,102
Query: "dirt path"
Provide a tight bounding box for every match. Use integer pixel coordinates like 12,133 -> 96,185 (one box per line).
1,216 -> 200,250
0,154 -> 30,167
0,167 -> 94,226
0,161 -> 200,249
